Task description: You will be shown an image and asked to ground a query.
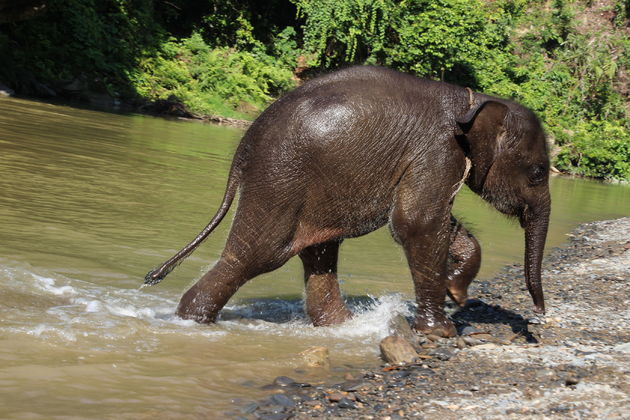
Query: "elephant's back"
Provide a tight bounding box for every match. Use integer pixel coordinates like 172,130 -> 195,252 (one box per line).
236,66 -> 458,194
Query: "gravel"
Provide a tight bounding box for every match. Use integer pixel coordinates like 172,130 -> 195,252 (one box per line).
231,217 -> 630,419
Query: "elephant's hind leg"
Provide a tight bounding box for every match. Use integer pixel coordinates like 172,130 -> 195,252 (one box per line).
177,208 -> 296,323
299,240 -> 352,326
446,217 -> 481,307
176,255 -> 248,323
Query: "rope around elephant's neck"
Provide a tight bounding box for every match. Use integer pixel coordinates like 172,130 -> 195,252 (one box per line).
451,87 -> 475,202
451,156 -> 471,202
465,87 -> 475,108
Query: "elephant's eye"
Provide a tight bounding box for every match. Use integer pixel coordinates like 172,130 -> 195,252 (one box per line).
528,164 -> 547,185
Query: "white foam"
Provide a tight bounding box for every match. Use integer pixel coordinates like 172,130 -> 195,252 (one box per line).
1,260 -> 415,353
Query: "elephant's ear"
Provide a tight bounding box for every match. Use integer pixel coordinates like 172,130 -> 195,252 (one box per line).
455,100 -> 510,154
455,100 -> 510,192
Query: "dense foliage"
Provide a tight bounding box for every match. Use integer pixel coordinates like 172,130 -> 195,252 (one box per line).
1,0 -> 628,179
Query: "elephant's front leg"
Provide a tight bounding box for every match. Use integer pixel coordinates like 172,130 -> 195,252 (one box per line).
391,190 -> 456,337
446,216 -> 481,306
299,240 -> 352,326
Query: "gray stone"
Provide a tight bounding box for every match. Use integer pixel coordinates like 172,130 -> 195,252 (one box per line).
338,397 -> 357,409
389,314 -> 417,344
430,348 -> 454,361
380,335 -> 418,364
270,393 -> 296,408
258,413 -> 291,420
240,402 -> 258,414
273,376 -> 296,387
340,380 -> 371,392
460,325 -> 480,336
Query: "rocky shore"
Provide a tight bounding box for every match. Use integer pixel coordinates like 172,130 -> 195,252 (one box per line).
233,218 -> 630,419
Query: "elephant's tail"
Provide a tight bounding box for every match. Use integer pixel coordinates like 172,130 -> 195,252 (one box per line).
143,156 -> 243,286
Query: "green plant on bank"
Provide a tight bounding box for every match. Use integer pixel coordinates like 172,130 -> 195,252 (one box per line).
130,33 -> 296,119
0,0 -> 627,180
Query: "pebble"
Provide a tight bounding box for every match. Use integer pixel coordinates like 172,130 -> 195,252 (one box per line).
258,413 -> 291,420
327,392 -> 345,402
471,343 -> 499,350
379,335 -> 418,364
239,402 -> 258,414
270,393 -> 296,408
460,325 -> 480,336
462,336 -> 483,346
613,342 -> 630,353
426,334 -> 443,342
430,348 -> 454,361
338,397 -> 358,409
340,380 -> 372,392
272,376 -> 296,387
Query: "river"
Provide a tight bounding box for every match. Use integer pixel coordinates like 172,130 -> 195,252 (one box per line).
0,97 -> 628,418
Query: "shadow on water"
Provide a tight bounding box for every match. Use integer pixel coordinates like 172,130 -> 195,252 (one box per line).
218,295 -> 391,324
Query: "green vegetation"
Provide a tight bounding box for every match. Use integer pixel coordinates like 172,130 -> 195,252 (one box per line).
0,0 -> 628,179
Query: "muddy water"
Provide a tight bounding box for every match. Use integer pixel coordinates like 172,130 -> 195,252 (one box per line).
0,97 -> 628,418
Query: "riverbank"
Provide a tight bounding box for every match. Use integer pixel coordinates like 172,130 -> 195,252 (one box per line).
238,217 -> 630,419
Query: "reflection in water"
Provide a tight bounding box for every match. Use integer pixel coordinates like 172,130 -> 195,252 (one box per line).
0,97 -> 629,418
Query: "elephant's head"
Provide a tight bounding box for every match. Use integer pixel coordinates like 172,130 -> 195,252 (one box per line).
456,99 -> 551,314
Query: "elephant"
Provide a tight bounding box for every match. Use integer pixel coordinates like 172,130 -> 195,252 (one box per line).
145,66 -> 550,337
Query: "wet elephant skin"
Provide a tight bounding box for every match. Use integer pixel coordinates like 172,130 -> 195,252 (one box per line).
145,66 -> 551,337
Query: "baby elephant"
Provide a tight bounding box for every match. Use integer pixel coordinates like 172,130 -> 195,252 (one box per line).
146,66 -> 550,337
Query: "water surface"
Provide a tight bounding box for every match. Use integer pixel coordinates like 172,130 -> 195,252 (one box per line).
1,97 -> 628,418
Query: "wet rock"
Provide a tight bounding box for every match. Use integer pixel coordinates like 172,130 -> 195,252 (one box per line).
300,346 -> 330,369
273,376 -> 297,387
426,334 -> 443,342
258,413 -> 291,420
326,392 -> 345,402
380,335 -> 418,365
340,380 -> 372,392
462,336 -> 483,346
239,402 -> 258,414
430,348 -> 454,361
338,397 -> 358,409
389,314 -> 418,343
270,393 -> 296,408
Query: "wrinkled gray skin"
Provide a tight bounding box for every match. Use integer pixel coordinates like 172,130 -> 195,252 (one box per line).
145,66 -> 550,337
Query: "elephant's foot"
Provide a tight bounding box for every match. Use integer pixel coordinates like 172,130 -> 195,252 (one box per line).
176,292 -> 220,324
412,313 -> 456,337
176,281 -> 229,324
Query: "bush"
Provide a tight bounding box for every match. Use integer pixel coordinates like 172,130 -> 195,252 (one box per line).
130,33 -> 296,119
555,121 -> 630,180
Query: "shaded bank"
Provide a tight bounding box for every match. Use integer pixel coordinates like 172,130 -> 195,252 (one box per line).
241,217 -> 630,419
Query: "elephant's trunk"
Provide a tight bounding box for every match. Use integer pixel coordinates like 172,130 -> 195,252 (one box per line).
522,195 -> 550,314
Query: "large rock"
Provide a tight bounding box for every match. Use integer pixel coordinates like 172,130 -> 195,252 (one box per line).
388,314 -> 417,345
379,335 -> 418,364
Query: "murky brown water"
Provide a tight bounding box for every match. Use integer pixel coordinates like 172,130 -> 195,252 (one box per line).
1,97 -> 628,418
